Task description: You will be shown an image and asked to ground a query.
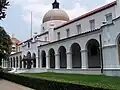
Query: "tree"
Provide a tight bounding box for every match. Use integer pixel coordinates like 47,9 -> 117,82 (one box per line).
0,0 -> 9,20
0,0 -> 10,66
0,26 -> 12,65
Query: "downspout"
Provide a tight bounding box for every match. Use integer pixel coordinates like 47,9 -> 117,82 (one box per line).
99,34 -> 104,74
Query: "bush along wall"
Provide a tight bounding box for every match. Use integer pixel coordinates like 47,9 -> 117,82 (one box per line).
0,72 -> 109,90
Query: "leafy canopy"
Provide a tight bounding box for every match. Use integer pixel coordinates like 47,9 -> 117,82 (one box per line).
0,0 -> 9,20
0,26 -> 12,61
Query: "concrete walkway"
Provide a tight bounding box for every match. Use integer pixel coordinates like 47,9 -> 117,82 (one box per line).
0,79 -> 34,90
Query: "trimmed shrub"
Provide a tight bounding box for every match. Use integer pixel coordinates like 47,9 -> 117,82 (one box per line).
0,72 -> 109,90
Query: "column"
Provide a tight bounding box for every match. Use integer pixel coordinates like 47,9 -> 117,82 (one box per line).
46,55 -> 50,69
55,54 -> 60,69
6,60 -> 8,68
8,60 -> 11,68
2,60 -> 3,68
36,56 -> 39,68
12,59 -> 14,68
18,59 -> 20,69
66,52 -> 72,69
31,61 -> 34,69
10,59 -> 13,68
15,60 -> 17,69
40,54 -> 42,68
4,60 -> 6,67
3,60 -> 4,68
22,61 -> 24,69
81,49 -> 88,69
3,60 -> 5,67
5,60 -> 8,68
9,60 -> 11,68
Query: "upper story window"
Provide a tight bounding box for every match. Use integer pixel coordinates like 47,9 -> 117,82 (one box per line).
28,42 -> 30,48
42,27 -> 45,32
12,47 -> 15,50
57,32 -> 60,40
66,28 -> 70,38
89,19 -> 95,30
76,24 -> 81,34
45,37 -> 47,41
42,27 -> 45,30
105,13 -> 112,22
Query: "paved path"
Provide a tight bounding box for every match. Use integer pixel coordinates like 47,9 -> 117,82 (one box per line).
0,79 -> 34,90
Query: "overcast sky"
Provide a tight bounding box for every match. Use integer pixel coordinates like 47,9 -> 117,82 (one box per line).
0,0 -> 115,41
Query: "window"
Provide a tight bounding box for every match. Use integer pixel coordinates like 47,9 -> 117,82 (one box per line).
42,27 -> 45,31
66,28 -> 70,37
76,24 -> 81,34
12,47 -> 15,50
105,13 -> 112,22
45,37 -> 47,41
42,27 -> 45,32
28,42 -> 30,48
57,32 -> 60,40
89,19 -> 95,30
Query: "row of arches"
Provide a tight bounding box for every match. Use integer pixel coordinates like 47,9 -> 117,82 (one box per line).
41,39 -> 101,69
10,52 -> 36,69
10,56 -> 22,68
22,52 -> 36,69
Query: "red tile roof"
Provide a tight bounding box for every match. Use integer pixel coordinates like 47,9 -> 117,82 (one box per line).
54,1 -> 117,30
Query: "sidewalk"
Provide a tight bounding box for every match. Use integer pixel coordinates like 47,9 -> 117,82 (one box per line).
0,79 -> 34,90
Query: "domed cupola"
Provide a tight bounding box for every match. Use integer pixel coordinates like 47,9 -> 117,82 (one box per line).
42,0 -> 69,23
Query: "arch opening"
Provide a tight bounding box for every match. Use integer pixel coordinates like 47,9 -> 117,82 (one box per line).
49,48 -> 55,68
87,39 -> 101,68
13,57 -> 15,68
32,53 -> 36,68
27,52 -> 32,69
23,55 -> 26,69
16,56 -> 18,68
20,56 -> 22,68
71,43 -> 81,68
58,46 -> 67,68
11,58 -> 12,68
41,50 -> 46,68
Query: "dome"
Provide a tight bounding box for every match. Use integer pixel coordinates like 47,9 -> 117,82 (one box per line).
43,9 -> 69,23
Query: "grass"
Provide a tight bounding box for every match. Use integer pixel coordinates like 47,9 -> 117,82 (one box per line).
21,73 -> 120,90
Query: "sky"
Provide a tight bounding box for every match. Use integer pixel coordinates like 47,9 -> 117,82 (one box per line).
0,0 -> 115,41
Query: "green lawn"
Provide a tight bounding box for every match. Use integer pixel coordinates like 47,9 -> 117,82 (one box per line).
21,73 -> 120,90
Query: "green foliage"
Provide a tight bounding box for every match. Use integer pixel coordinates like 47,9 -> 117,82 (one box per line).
0,72 -> 108,90
22,73 -> 120,90
0,26 -> 12,63
0,0 -> 9,20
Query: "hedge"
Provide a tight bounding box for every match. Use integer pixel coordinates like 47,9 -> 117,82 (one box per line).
0,72 -> 109,90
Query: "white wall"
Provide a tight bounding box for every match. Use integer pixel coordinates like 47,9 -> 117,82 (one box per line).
54,5 -> 116,41
101,16 -> 120,69
41,20 -> 67,42
116,0 -> 120,18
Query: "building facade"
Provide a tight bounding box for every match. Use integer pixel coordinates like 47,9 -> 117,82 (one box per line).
2,0 -> 120,76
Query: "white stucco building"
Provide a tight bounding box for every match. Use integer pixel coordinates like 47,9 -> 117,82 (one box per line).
2,0 -> 120,76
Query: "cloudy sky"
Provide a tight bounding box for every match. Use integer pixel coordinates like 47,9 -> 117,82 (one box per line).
0,0 -> 114,41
